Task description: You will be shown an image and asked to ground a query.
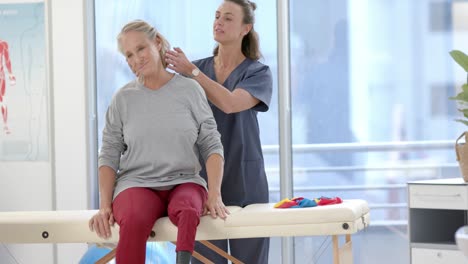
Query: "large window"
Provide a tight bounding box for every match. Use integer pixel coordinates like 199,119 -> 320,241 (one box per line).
290,0 -> 467,263
94,0 -> 468,263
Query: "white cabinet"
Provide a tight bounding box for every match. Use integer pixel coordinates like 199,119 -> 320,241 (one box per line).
411,248 -> 465,264
408,178 -> 468,264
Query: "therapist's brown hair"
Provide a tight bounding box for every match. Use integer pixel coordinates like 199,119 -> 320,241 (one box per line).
213,0 -> 261,60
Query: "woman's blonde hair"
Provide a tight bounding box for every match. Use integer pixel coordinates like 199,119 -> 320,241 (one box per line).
117,19 -> 170,68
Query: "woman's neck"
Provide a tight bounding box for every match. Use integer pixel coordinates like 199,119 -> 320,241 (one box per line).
215,45 -> 246,70
143,70 -> 173,90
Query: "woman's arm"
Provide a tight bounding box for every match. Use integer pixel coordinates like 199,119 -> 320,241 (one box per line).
89,166 -> 116,239
204,153 -> 229,219
193,71 -> 259,114
188,81 -> 229,218
166,48 -> 259,114
89,93 -> 125,239
98,166 -> 116,211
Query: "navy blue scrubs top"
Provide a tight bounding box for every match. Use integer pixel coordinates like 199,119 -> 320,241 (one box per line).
194,57 -> 273,206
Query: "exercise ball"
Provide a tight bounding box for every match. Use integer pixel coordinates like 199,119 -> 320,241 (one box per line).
79,242 -> 176,264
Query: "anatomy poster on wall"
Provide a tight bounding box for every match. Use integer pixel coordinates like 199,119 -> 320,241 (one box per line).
0,1 -> 48,161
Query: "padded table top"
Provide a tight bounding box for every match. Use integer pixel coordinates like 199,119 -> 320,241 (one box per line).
0,199 -> 370,243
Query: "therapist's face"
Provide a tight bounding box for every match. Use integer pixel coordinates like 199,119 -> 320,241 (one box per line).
213,1 -> 251,45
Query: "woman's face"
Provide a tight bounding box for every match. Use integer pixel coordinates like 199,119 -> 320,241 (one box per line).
213,1 -> 250,44
120,30 -> 161,78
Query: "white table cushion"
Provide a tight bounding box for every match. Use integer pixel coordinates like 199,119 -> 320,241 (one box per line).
0,199 -> 369,243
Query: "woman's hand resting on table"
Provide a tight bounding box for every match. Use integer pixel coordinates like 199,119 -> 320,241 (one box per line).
88,207 -> 115,239
204,191 -> 230,220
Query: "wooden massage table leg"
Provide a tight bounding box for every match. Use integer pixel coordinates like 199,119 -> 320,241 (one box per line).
92,235 -> 354,264
95,248 -> 116,264
169,242 -> 215,264
191,250 -> 214,264
199,240 -> 245,264
93,243 -> 215,264
332,234 -> 354,264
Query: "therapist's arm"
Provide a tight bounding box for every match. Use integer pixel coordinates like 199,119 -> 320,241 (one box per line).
193,71 -> 259,114
165,48 -> 259,114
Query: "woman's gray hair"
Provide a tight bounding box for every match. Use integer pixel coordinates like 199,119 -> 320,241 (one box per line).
117,19 -> 170,68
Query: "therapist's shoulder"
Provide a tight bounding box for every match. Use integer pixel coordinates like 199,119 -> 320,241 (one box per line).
246,59 -> 272,77
192,56 -> 213,69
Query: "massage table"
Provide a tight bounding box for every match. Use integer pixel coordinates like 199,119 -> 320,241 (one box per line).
0,199 -> 369,264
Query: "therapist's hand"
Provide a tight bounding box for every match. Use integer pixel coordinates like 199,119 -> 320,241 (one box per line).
204,190 -> 230,220
165,47 -> 195,76
89,207 -> 114,239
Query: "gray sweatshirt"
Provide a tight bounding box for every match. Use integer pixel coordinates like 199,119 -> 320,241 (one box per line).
98,74 -> 224,199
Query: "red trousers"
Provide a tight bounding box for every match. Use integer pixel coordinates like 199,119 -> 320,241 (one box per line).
112,183 -> 207,264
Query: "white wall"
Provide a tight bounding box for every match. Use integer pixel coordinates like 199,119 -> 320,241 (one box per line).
51,0 -> 92,262
0,0 -> 92,263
